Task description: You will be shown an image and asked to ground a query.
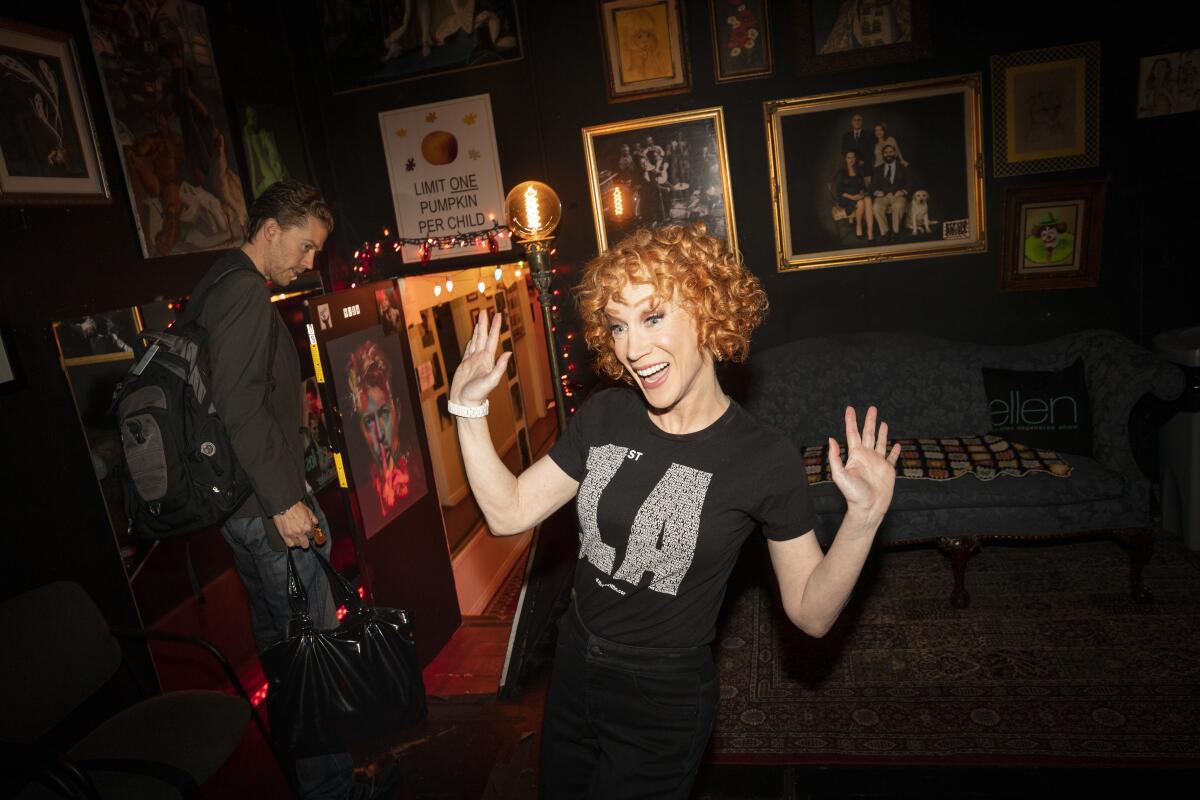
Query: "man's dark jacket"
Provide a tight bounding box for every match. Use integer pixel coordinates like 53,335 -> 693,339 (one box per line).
190,249 -> 304,543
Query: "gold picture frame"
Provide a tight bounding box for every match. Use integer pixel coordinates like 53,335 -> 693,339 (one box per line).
991,42 -> 1100,177
582,106 -> 737,254
598,0 -> 690,103
764,73 -> 986,272
999,180 -> 1106,292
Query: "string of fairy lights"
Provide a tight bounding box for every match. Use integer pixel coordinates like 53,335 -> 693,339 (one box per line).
161,219 -> 583,417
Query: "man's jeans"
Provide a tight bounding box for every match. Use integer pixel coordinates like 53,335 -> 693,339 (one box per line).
221,498 -> 353,800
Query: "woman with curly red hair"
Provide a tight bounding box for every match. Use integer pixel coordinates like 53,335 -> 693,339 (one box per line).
449,222 -> 899,797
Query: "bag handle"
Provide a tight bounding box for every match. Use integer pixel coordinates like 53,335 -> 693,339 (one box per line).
283,546 -> 363,623
284,549 -> 313,631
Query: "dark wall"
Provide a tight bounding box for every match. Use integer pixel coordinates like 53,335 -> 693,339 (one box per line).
301,1 -> 1197,371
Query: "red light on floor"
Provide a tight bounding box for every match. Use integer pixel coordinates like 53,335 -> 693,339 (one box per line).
336,605 -> 348,621
251,681 -> 269,707
357,586 -> 365,599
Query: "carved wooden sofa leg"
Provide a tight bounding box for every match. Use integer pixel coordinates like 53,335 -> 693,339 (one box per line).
1113,527 -> 1155,603
937,536 -> 981,609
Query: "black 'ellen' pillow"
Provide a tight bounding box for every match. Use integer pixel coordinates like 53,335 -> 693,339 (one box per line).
981,357 -> 1093,455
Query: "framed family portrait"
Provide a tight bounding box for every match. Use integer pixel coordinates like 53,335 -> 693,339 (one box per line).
764,74 -> 986,271
999,180 -> 1106,292
598,0 -> 690,103
0,20 -> 109,204
793,0 -> 932,76
583,106 -> 737,254
991,41 -> 1100,178
710,0 -> 772,83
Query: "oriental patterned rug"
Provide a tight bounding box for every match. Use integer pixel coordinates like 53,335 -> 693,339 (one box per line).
710,535 -> 1200,766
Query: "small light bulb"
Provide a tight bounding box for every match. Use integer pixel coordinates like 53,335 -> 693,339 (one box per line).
445,278 -> 454,292
477,280 -> 486,293
494,267 -> 503,281
434,284 -> 443,297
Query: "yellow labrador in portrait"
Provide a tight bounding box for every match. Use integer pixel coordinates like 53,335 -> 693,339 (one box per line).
907,189 -> 936,235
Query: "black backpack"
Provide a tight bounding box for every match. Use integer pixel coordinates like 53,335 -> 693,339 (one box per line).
116,265 -> 275,539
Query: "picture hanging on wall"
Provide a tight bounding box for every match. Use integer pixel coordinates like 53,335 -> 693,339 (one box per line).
793,0 -> 932,76
237,102 -> 313,199
53,308 -> 141,366
0,20 -> 109,204
991,41 -> 1100,178
583,106 -> 737,254
598,0 -> 690,103
999,180 -> 1106,292
764,73 -> 986,271
710,0 -> 773,83
322,0 -> 521,94
1136,50 -> 1200,118
326,325 -> 429,539
83,0 -> 249,258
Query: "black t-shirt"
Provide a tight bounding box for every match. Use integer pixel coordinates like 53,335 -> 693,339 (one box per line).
549,388 -> 818,648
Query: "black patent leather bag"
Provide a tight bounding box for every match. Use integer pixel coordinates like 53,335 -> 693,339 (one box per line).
261,550 -> 427,756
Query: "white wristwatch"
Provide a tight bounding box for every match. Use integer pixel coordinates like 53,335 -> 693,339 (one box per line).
447,399 -> 489,418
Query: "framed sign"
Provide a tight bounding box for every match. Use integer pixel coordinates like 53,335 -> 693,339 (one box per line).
598,0 -> 690,103
379,93 -> 510,263
583,106 -> 737,254
0,19 -> 109,204
83,0 -> 249,257
991,42 -> 1100,177
764,74 -> 986,271
999,180 -> 1106,292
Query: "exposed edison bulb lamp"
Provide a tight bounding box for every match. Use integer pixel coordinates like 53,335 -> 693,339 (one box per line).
504,181 -> 561,243
612,184 -> 624,219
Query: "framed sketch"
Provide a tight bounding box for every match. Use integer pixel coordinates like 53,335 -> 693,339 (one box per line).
0,20 -> 109,204
1136,50 -> 1200,118
999,180 -> 1106,292
83,0 -> 249,258
583,107 -> 737,254
764,74 -> 986,272
710,0 -> 772,83
991,42 -> 1100,178
598,0 -> 690,103
794,0 -> 932,76
323,0 -> 521,94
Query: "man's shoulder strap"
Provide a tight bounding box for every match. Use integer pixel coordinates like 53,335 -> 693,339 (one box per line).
184,253 -> 263,325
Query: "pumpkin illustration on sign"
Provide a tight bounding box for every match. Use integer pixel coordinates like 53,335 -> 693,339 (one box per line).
421,131 -> 458,165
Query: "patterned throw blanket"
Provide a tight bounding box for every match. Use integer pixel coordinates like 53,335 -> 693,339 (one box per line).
803,434 -> 1073,484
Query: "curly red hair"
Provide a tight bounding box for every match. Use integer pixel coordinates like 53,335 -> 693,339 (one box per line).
575,222 -> 768,382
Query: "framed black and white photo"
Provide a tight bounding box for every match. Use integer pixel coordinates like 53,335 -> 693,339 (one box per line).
0,19 -> 108,204
764,74 -> 986,271
583,107 -> 737,253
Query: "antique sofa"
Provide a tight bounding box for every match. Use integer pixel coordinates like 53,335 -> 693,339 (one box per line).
743,330 -> 1184,607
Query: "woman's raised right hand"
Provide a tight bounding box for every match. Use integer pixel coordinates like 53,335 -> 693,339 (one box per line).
449,310 -> 512,407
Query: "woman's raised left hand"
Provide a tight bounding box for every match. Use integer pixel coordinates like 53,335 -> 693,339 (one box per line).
828,406 -> 901,523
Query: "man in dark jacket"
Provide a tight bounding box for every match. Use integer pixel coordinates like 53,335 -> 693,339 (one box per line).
871,143 -> 910,237
191,181 -> 391,800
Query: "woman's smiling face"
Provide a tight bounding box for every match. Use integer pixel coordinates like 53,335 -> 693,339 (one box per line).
604,281 -> 712,411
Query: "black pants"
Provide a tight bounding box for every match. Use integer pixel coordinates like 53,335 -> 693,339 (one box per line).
539,605 -> 718,799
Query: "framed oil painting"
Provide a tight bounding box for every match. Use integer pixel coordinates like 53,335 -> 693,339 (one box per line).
583,106 -> 737,254
764,73 -> 986,271
599,0 -> 690,103
991,41 -> 1100,177
83,0 -> 249,258
1136,50 -> 1200,118
999,180 -> 1106,292
323,0 -> 521,94
0,19 -> 108,204
710,0 -> 772,83
794,0 -> 932,76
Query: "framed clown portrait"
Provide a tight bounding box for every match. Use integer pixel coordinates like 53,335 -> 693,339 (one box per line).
999,180 -> 1106,292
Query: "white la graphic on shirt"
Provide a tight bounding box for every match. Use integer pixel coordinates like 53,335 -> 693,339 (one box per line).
577,445 -> 714,596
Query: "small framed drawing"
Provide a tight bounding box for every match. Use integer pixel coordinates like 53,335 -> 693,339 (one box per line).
991,41 -> 1100,178
1136,50 -> 1200,118
764,74 -> 986,272
583,106 -> 737,254
0,20 -> 109,204
999,180 -> 1106,292
598,0 -> 690,103
710,0 -> 772,83
793,0 -> 932,77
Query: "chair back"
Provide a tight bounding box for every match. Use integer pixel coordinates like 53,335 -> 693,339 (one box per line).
0,581 -> 123,743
